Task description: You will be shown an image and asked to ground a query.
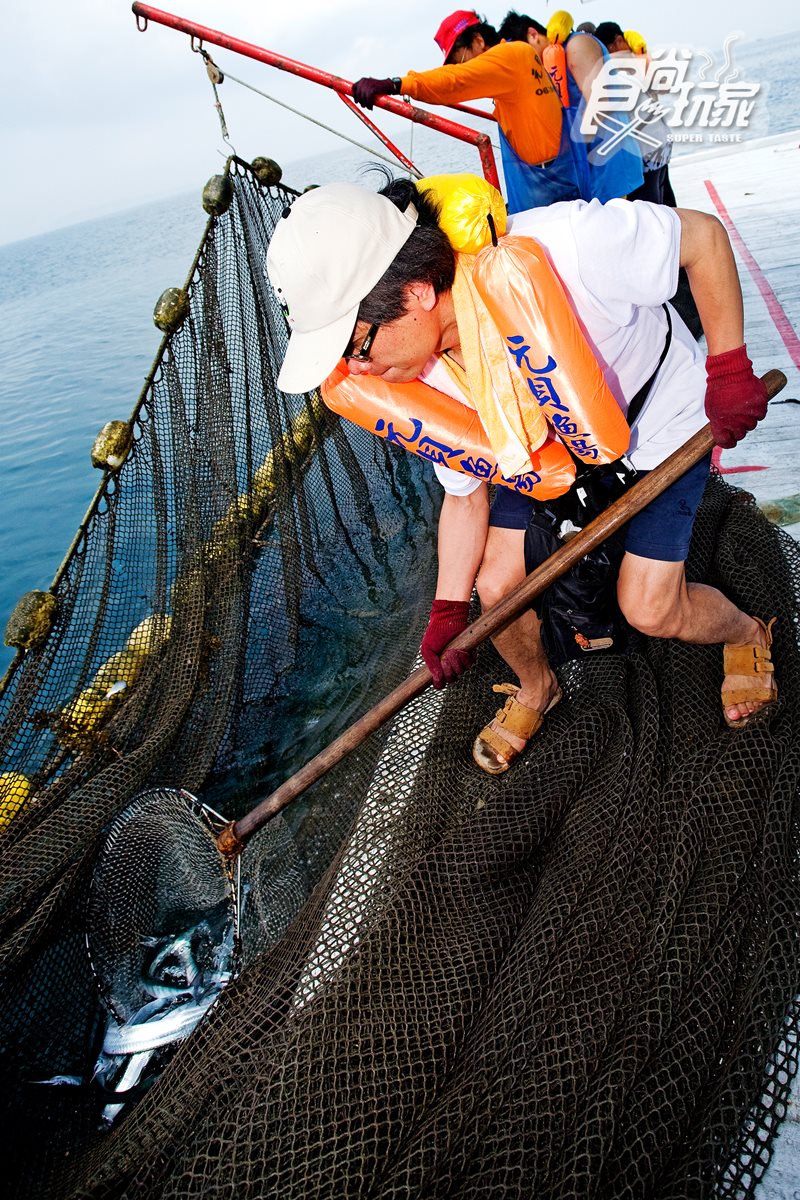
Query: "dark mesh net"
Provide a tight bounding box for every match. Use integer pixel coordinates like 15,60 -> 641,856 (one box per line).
1,161 -> 798,1199
85,788 -> 236,1025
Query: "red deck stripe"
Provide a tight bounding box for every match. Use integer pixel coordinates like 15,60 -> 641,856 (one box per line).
711,446 -> 766,474
704,178 -> 800,371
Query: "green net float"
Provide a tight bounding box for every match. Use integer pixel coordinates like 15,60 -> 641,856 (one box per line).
251,457 -> 278,502
0,772 -> 33,832
4,590 -> 58,650
58,686 -> 115,747
251,157 -> 282,187
126,614 -> 173,655
93,648 -> 147,692
205,496 -> 263,564
91,421 -> 133,471
287,410 -> 316,458
153,287 -> 190,334
202,174 -> 234,216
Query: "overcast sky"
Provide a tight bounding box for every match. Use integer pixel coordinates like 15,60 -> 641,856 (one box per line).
3,0 -> 798,246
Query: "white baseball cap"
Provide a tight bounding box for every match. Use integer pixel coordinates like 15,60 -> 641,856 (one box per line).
266,183 -> 419,394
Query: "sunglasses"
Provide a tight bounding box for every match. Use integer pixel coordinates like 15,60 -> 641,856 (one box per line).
344,322 -> 380,364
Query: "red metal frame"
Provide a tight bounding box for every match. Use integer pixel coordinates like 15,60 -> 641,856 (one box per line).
131,3 -> 500,189
441,102 -> 496,123
337,93 -> 422,179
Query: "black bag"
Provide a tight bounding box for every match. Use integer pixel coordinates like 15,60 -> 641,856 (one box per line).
524,461 -> 633,666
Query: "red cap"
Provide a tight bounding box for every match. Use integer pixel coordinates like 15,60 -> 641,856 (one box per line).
434,10 -> 481,62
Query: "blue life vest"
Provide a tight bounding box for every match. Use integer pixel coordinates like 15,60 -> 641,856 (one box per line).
562,33 -> 644,202
498,123 -> 581,213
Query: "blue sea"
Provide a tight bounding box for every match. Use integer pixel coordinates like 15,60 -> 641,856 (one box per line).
1,30 -> 798,673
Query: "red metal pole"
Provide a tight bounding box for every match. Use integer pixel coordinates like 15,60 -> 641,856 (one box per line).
337,93 -> 422,179
131,3 -> 500,189
441,102 -> 497,123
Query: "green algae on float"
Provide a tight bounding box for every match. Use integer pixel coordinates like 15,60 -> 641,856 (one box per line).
4,590 -> 58,650
251,157 -> 283,187
153,287 -> 190,334
91,420 -> 133,471
202,174 -> 234,217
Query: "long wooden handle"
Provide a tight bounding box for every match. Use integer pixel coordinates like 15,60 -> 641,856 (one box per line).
221,369 -> 786,852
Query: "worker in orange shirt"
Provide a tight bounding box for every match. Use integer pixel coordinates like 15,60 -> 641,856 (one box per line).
498,10 -> 644,202
351,10 -> 581,211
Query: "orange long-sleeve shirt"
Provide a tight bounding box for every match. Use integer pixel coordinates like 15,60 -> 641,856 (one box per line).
401,41 -> 562,167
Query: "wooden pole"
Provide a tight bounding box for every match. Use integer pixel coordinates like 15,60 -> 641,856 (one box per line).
218,369 -> 786,854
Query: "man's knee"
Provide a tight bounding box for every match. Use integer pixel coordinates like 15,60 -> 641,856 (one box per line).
476,559 -> 519,610
617,558 -> 687,638
476,529 -> 526,610
621,596 -> 684,638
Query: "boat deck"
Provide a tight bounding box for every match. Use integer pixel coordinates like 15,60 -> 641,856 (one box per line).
670,129 -> 800,1197
669,131 -> 800,538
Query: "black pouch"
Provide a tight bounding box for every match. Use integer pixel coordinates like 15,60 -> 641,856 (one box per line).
523,460 -> 634,666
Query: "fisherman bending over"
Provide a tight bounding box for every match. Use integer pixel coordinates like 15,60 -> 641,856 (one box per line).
266,178 -> 775,775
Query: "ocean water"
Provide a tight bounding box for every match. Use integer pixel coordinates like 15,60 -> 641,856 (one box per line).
0,197 -> 211,672
1,30 -> 798,674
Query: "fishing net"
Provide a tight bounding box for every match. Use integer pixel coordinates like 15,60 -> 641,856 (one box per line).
1,160 -> 799,1199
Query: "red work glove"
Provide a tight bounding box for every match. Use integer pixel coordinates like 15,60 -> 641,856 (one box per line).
352,77 -> 400,110
420,599 -> 475,690
705,344 -> 768,449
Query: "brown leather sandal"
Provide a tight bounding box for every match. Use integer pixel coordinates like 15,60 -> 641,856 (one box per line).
472,683 -> 562,776
722,616 -> 778,729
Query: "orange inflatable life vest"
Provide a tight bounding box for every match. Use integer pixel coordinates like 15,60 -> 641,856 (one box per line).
542,42 -> 569,108
322,364 -> 577,500
320,181 -> 630,500
469,234 -> 630,467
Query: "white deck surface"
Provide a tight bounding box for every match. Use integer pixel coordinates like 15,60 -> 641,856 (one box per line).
670,131 -> 800,1199
669,132 -> 800,536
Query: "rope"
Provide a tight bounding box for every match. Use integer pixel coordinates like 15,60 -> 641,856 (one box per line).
214,65 -> 420,175
196,47 -> 501,184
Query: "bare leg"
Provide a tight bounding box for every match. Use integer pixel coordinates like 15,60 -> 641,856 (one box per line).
475,527 -> 561,763
617,553 -> 773,723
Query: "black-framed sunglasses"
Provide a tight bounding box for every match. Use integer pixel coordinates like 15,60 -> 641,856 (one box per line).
344,322 -> 380,364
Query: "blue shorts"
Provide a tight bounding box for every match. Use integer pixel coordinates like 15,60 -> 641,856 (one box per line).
488,455 -> 712,563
